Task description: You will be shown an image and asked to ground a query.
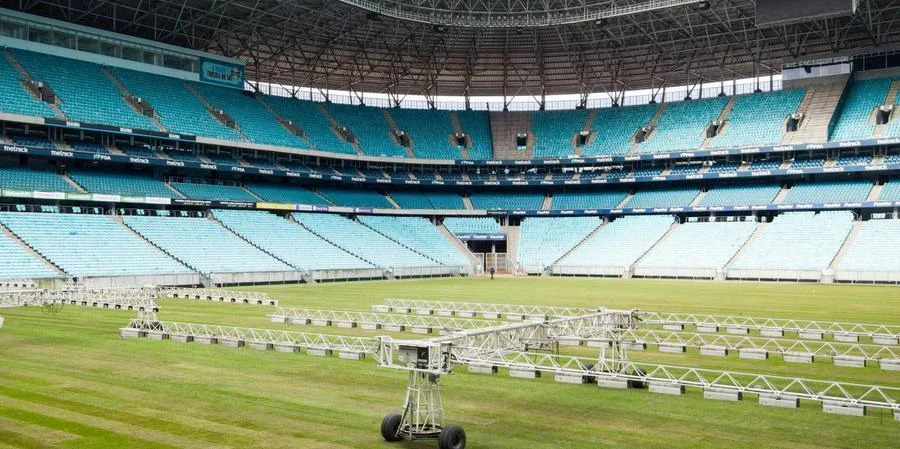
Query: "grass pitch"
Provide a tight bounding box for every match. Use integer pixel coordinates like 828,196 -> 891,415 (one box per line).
0,277 -> 899,448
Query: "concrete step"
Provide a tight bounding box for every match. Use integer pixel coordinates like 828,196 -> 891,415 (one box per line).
437,223 -> 481,270
867,182 -> 885,201
541,194 -> 552,210
462,196 -> 475,210
0,221 -> 67,277
830,220 -> 863,269
725,220 -> 766,270
552,219 -> 605,266
702,96 -> 735,149
4,50 -> 67,120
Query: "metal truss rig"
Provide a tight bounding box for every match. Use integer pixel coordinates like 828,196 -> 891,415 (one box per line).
0,288 -> 159,312
380,299 -> 900,341
269,307 -> 498,333
163,288 -> 278,306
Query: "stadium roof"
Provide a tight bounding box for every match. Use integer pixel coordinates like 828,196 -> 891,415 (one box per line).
10,0 -> 900,103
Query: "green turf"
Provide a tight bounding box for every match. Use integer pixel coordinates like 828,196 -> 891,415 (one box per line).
0,277 -> 899,448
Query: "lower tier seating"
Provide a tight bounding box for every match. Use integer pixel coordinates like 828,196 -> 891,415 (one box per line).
211,210 -> 373,271
836,218 -> 900,273
357,216 -> 470,267
0,230 -> 61,280
292,213 -> 436,268
0,212 -> 189,277
554,215 -> 675,273
635,220 -> 757,275
0,166 -> 78,193
124,216 -> 292,275
729,211 -> 853,273
245,183 -> 331,205
518,217 -> 600,273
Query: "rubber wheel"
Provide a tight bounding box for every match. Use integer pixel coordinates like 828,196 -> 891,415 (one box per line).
582,363 -> 596,383
628,367 -> 647,389
380,413 -> 403,442
439,425 -> 466,449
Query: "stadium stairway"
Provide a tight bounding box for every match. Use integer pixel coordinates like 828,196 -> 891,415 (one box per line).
462,195 -> 475,210
384,194 -> 401,209
101,67 -> 167,132
772,185 -> 790,203
828,219 -> 864,274
317,103 -> 365,156
626,220 -> 678,278
61,173 -> 87,193
382,109 -> 417,158
503,223 -> 521,274
448,112 -> 472,159
208,213 -> 301,275
615,193 -> 633,208
723,220 -> 766,274
3,50 -> 65,120
541,194 -> 552,210
436,223 -> 481,268
550,220 -> 607,267
873,79 -> 900,137
868,182 -> 885,201
700,96 -> 736,149
627,103 -> 665,156
0,220 -> 67,277
689,189 -> 707,206
490,111 -> 533,159
782,77 -> 849,144
184,83 -> 250,142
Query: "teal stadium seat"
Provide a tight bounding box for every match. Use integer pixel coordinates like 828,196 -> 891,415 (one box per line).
518,217 -> 600,272
316,187 -> 394,208
0,54 -> 57,118
0,230 -> 61,280
171,182 -> 260,202
638,97 -> 728,153
830,78 -> 894,141
456,111 -> 493,160
390,108 -> 461,159
325,103 -> 407,157
710,90 -> 805,148
782,181 -> 872,204
0,166 -> 77,193
698,184 -> 782,206
531,109 -> 590,158
582,104 -> 659,156
357,215 -> 470,267
551,191 -> 628,209
469,191 -> 544,210
730,211 -> 853,271
245,183 -> 331,205
625,188 -> 699,208
555,215 -> 675,270
261,95 -> 357,155
68,170 -> 177,198
443,217 -> 501,234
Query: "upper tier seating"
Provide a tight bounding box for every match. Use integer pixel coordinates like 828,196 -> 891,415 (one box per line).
636,220 -> 757,272
456,111 -> 493,160
531,109 -> 590,158
293,213 -> 435,268
469,191 -> 545,210
211,209 -> 372,271
261,95 -> 357,155
68,170 -> 177,198
551,191 -> 628,209
391,108 -> 460,159
443,217 -> 501,234
357,215 -> 470,266
710,89 -> 805,148
325,103 -> 407,157
0,212 -> 189,277
706,161 -> 742,173
518,217 -> 600,272
192,83 -> 306,148
781,180 -> 872,204
582,104 -> 659,156
835,218 -> 900,273
883,88 -> 900,137
389,191 -> 465,209
698,184 -> 782,206
110,67 -> 239,140
836,154 -> 872,166
171,182 -> 260,202
13,50 -> 155,130
0,166 -> 77,193
245,183 -> 331,205
729,211 -> 853,272
830,78 -> 894,141
0,230 -> 61,280
0,52 -> 57,118
638,97 -> 728,153
554,215 -> 674,271
625,187 -> 699,208
124,216 -> 292,275
316,187 -> 394,208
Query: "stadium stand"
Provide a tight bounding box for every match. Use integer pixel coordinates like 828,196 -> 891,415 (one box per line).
0,166 -> 77,192
835,218 -> 900,279
124,215 -> 292,275
747,158 -> 782,171
551,190 -> 628,209
582,104 -> 659,156
709,89 -> 804,148
782,180 -> 872,204
790,156 -> 826,168
625,187 -> 699,208
517,217 -> 600,273
456,110 -> 493,159
728,211 -> 854,279
261,95 -> 357,155
110,67 -> 240,140
0,212 -> 190,277
119,144 -> 159,158
469,191 -> 545,210
192,83 -> 306,148
389,191 -> 465,209
12,50 -> 156,130
9,133 -> 53,148
211,209 -> 373,271
68,170 -> 177,198
553,215 -> 675,275
531,109 -> 589,158
634,219 -> 757,278
705,161 -> 742,173
170,182 -> 260,202
638,97 -> 728,153
836,154 -> 872,166
878,178 -> 900,200
292,213 -> 436,268
202,152 -> 242,166
316,187 -> 395,208
698,184 -> 782,206
357,215 -> 470,267
0,230 -> 60,280
0,53 -> 57,119
442,217 -> 502,234
830,78 -> 894,141
245,183 -> 331,205
390,108 -> 460,159
325,103 -> 407,157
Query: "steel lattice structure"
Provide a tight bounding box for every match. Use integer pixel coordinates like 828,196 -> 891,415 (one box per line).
10,0 -> 900,104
